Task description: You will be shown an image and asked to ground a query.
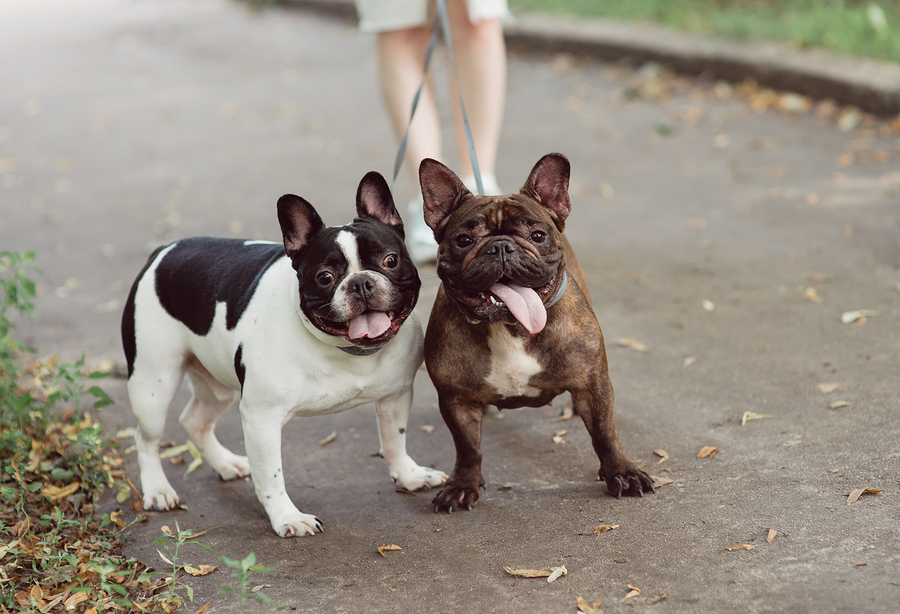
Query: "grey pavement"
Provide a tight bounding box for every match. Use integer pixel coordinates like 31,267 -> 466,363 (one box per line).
2,1 -> 899,613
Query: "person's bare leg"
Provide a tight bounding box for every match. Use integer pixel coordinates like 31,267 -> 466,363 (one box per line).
377,27 -> 444,179
446,0 -> 506,193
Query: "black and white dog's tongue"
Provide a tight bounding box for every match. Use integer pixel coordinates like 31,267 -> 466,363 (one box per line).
348,311 -> 392,339
490,282 -> 547,334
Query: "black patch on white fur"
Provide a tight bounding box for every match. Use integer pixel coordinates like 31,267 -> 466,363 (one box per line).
122,244 -> 166,379
234,344 -> 246,391
154,238 -> 285,335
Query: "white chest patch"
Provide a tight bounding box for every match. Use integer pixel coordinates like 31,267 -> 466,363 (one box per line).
485,326 -> 542,398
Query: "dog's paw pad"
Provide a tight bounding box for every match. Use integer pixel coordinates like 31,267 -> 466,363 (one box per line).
274,513 -> 323,538
142,489 -> 180,511
394,466 -> 449,491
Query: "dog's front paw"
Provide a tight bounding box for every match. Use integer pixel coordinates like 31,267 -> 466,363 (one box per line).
392,463 -> 448,492
271,511 -> 323,538
142,486 -> 180,511
601,464 -> 656,499
432,482 -> 481,513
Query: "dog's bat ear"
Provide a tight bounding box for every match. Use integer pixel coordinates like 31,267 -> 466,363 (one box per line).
356,171 -> 403,235
522,153 -> 571,227
277,194 -> 325,259
419,158 -> 471,236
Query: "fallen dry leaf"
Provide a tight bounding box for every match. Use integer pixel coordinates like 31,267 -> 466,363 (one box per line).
45,482 -> 80,502
503,566 -> 552,578
767,528 -> 778,543
577,595 -> 604,614
183,564 -> 218,577
318,431 -> 337,446
800,286 -> 822,303
697,446 -> 718,459
741,411 -> 775,426
653,449 -> 669,465
194,601 -> 214,614
817,382 -> 842,394
623,583 -> 641,600
547,566 -> 568,583
830,401 -> 851,409
841,309 -> 876,324
726,544 -> 756,551
594,524 -> 619,537
617,338 -> 649,352
651,475 -> 675,487
648,586 -> 672,605
847,487 -> 883,504
377,544 -> 402,557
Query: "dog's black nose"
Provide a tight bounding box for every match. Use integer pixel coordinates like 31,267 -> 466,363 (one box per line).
348,276 -> 374,298
485,240 -> 515,259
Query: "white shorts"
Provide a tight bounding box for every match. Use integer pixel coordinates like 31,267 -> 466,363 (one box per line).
355,0 -> 510,33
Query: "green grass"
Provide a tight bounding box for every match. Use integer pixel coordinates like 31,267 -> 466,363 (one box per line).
508,0 -> 900,62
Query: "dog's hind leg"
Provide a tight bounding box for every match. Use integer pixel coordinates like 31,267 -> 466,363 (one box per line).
128,368 -> 184,511
179,367 -> 248,481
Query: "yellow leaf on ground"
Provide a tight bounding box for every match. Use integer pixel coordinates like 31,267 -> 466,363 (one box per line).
377,544 -> 402,557
817,382 -> 842,393
577,595 -> 604,614
651,475 -> 674,487
45,482 -> 80,501
767,528 -> 778,543
623,583 -> 641,600
193,601 -> 213,614
697,446 -> 717,459
183,564 -> 218,577
594,524 -> 619,537
547,566 -> 567,583
741,412 -> 775,426
319,431 -> 337,446
726,544 -> 756,551
502,566 -> 551,578
617,338 -> 649,352
847,487 -> 883,504
653,449 -> 669,465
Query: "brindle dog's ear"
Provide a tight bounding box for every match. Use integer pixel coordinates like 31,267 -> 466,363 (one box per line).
419,158 -> 472,237
522,153 -> 571,228
356,171 -> 403,234
277,194 -> 325,259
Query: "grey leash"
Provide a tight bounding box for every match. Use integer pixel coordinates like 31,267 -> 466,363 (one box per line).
391,0 -> 485,196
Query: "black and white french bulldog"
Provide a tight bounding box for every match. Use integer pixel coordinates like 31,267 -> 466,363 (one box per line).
121,171 -> 446,537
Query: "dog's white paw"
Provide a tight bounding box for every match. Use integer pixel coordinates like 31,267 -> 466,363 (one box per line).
391,458 -> 448,491
142,486 -> 180,511
209,451 -> 251,481
271,511 -> 323,538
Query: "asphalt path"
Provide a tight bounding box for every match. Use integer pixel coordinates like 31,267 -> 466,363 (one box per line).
1,1 -> 898,612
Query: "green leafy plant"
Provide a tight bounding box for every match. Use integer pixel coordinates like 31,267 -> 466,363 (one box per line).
152,521 -> 215,608
220,552 -> 281,613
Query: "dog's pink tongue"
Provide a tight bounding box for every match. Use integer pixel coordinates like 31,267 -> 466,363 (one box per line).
348,311 -> 392,339
490,282 -> 547,334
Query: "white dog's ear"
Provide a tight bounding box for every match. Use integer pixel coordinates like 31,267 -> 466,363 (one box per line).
356,171 -> 403,234
419,158 -> 471,237
521,153 -> 571,228
277,194 -> 325,259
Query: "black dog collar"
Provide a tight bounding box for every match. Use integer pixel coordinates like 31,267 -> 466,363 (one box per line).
544,271 -> 568,310
337,344 -> 384,356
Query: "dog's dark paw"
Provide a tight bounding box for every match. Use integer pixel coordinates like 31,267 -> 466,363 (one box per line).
432,483 -> 481,513
600,467 -> 656,499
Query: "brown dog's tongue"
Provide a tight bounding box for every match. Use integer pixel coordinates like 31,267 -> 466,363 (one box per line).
490,282 -> 547,334
348,311 -> 392,339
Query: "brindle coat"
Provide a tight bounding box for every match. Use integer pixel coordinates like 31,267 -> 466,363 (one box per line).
420,153 -> 655,512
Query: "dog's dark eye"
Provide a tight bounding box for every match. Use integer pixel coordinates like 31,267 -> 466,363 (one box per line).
316,271 -> 334,286
383,253 -> 399,269
530,231 -> 547,244
454,235 -> 473,248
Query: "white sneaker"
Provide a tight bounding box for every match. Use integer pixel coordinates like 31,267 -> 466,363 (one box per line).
462,173 -> 502,196
407,194 -> 437,265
